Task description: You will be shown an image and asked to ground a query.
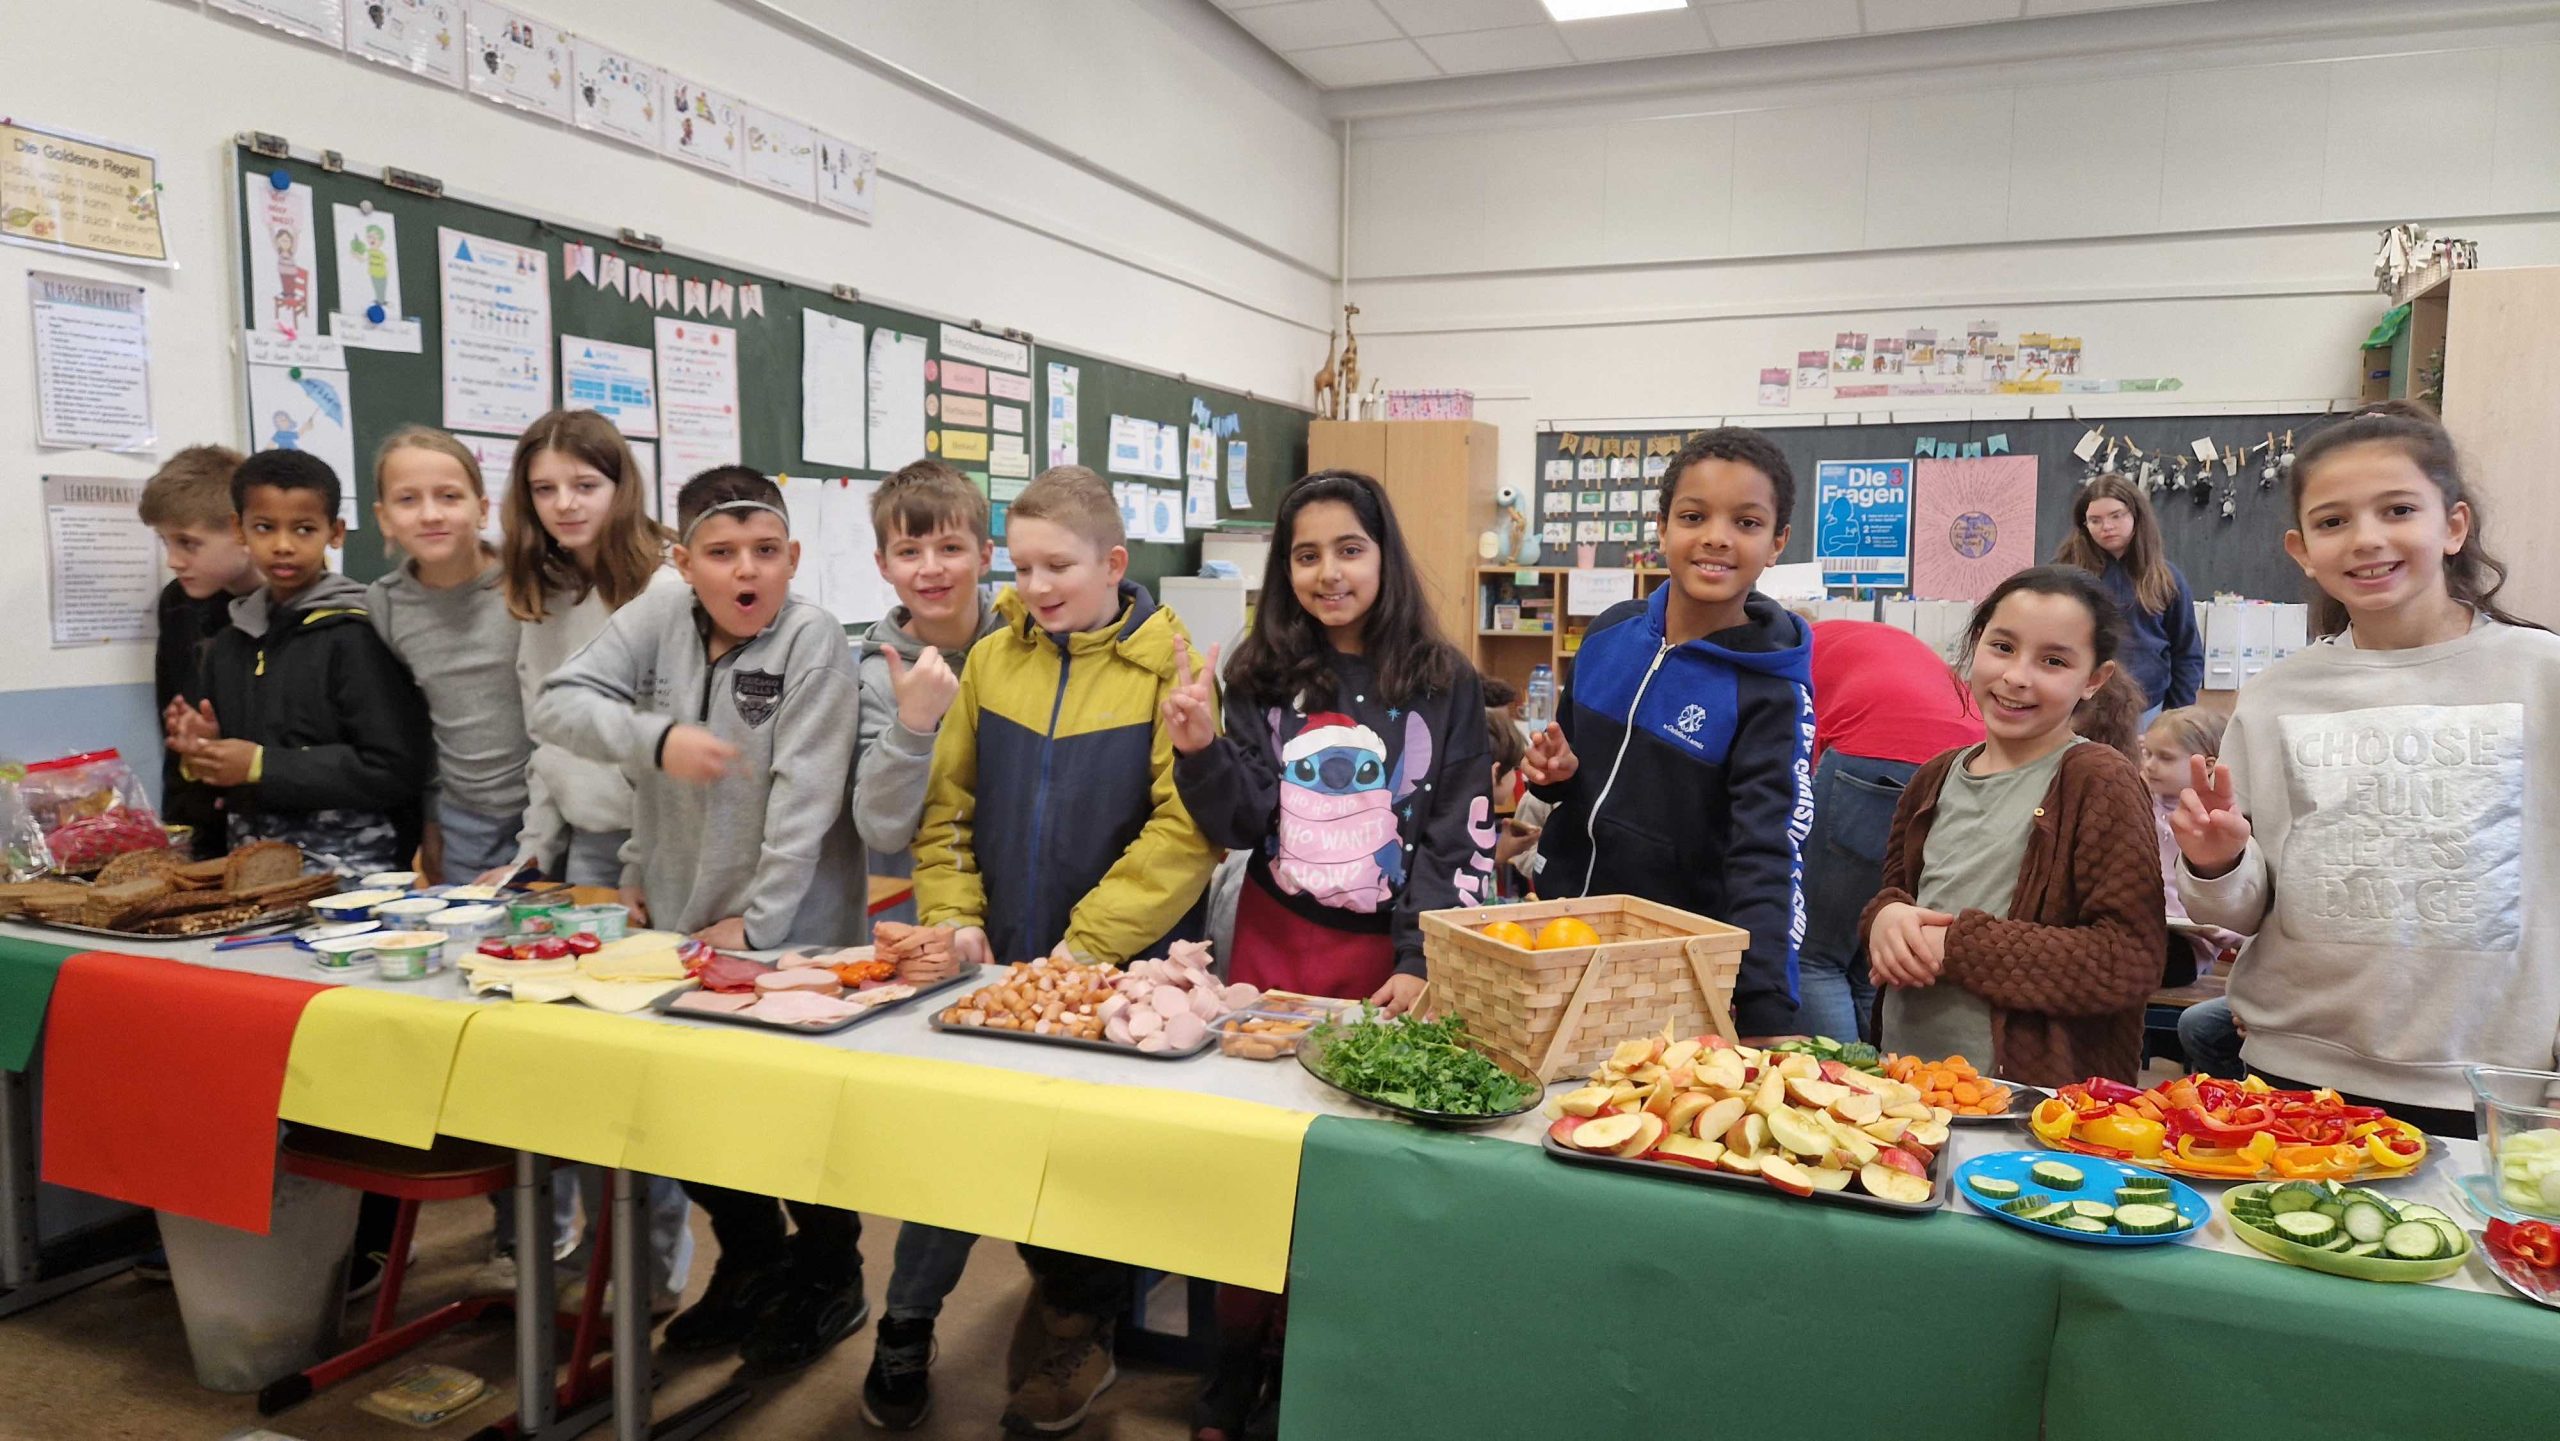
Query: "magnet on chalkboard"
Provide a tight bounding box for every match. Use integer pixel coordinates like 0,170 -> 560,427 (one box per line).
289,367 -> 302,381
360,200 -> 374,215
269,169 -> 292,191
366,303 -> 386,324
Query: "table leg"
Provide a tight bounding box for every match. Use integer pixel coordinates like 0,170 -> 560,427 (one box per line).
0,1065 -> 151,1320
610,1168 -> 749,1441
514,1152 -> 559,1434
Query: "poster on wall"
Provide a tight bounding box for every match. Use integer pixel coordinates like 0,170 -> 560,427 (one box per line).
42,475 -> 159,647
246,360 -> 358,526
571,39 -> 662,151
1,120 -> 169,267
1912,456 -> 2037,602
457,432 -> 517,540
1045,362 -> 1080,467
29,271 -> 154,452
814,133 -> 878,222
742,107 -> 817,201
867,329 -> 928,470
343,1 -> 465,86
439,226 -> 553,432
655,318 -> 741,479
1813,460 -> 1911,591
560,334 -> 658,437
464,2 -> 572,122
663,77 -> 744,177
327,202 -> 425,352
801,310 -> 866,469
243,174 -> 318,338
207,0 -> 343,44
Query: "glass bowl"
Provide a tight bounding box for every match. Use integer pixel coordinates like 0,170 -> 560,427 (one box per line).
1296,1022 -> 1546,1128
2468,1065 -> 2560,1219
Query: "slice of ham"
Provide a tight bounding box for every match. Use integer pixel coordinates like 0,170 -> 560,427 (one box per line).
1164,1011 -> 1208,1051
671,991 -> 760,1015
745,990 -> 864,1025
695,954 -> 772,994
756,968 -> 843,996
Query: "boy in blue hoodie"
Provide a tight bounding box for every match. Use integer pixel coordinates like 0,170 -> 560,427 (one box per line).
1521,427 -> 1816,1039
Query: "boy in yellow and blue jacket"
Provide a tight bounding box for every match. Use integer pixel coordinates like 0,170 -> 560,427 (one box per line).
912,464 -> 1218,1434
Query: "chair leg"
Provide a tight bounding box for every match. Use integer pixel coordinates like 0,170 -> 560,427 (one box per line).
371,1198 -> 423,1340
259,1295 -> 513,1416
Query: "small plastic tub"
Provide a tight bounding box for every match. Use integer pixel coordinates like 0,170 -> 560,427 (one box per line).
507,896 -> 572,933
428,903 -> 509,948
1215,1011 -> 1320,1061
368,931 -> 451,982
310,889 -> 405,924
359,871 -> 420,892
560,903 -> 630,941
374,897 -> 450,927
438,884 -> 509,903
306,934 -> 381,973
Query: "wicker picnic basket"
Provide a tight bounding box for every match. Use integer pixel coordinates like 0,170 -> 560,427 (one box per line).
1419,895 -> 1747,1083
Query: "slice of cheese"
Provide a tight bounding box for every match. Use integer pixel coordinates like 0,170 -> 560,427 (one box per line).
568,976 -> 694,1014
580,932 -> 692,982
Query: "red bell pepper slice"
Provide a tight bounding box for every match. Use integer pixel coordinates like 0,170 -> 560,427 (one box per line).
2509,1221 -> 2560,1270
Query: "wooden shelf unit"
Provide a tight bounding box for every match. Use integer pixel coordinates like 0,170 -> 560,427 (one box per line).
1308,419 -> 1499,662
1472,565 -> 1671,697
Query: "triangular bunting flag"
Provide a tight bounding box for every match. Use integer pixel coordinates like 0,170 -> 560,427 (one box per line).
599,254 -> 625,294
683,278 -> 708,316
657,271 -> 678,309
709,279 -> 733,317
740,284 -> 764,318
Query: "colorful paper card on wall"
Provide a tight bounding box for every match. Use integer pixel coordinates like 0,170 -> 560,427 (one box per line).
1814,460 -> 1912,591
1912,456 -> 2038,602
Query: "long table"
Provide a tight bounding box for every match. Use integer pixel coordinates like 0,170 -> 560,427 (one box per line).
6,922 -> 2558,1441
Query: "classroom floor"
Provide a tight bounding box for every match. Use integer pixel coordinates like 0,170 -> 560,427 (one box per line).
0,1202 -> 1200,1440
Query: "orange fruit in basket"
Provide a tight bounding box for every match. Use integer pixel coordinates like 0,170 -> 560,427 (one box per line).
1480,919 -> 1535,949
1533,917 -> 1603,950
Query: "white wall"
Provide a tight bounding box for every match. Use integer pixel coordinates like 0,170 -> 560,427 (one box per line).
0,0 -> 1340,714
1339,13 -> 2560,503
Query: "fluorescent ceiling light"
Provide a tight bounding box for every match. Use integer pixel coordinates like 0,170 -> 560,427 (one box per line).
1542,0 -> 1688,19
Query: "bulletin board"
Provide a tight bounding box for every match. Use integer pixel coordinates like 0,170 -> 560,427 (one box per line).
1532,412 -> 2342,603
1034,345 -> 1309,596
230,143 -> 1019,612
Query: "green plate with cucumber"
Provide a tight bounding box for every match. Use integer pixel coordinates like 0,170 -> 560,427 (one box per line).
2222,1181 -> 2472,1283
1957,1150 -> 2206,1245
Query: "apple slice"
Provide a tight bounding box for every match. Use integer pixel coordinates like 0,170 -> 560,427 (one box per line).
1931,1106 -> 1955,1127
1786,1077 -> 1851,1109
1829,1092 -> 1884,1126
1805,1167 -> 1856,1194
1555,1085 -> 1614,1118
1873,1146 -> 1929,1179
1696,1032 -> 1733,1052
1662,1039 -> 1703,1073
1858,1162 -> 1933,1205
1608,1039 -> 1656,1072
1765,1107 -> 1835,1159
1873,1078 -> 1923,1109
1896,1139 -> 1937,1169
1699,1052 -> 1749,1093
1776,1053 -> 1822,1082
1716,1150 -> 1765,1176
1834,1068 -> 1888,1098
1652,1134 -> 1725,1170
1827,1125 -> 1881,1166
1884,1101 -> 1934,1121
1611,1112 -> 1667,1159
1861,1117 -> 1912,1144
1722,1112 -> 1769,1158
1570,1112 -> 1646,1152
1691,1096 -> 1746,1142
1644,1085 -> 1682,1120
1909,1120 -> 1951,1148
1818,1059 -> 1851,1084
1665,1092 -> 1713,1135
1630,1064 -> 1667,1087
1606,1082 -> 1642,1110
1760,1155 -> 1816,1197
1546,1115 -> 1585,1146
1749,1070 -> 1789,1119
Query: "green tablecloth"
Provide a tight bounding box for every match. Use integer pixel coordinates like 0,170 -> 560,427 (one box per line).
1285,1116 -> 2560,1441
0,934 -> 77,1072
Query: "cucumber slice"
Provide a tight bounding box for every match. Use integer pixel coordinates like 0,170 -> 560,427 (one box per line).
1972,1177 -> 2023,1201
2345,1241 -> 2385,1258
2268,1185 -> 2321,1215
2015,1200 -> 2074,1222
2069,1200 -> 2116,1221
2273,1211 -> 2339,1244
2342,1202 -> 2393,1245
2030,1160 -> 2085,1190
2311,1200 -> 2347,1223
2382,1220 -> 2443,1260
1997,1193 -> 2052,1216
2117,1175 -> 2171,1194
2421,1218 -> 2468,1255
2114,1202 -> 2183,1235
2322,1233 -> 2357,1253
2056,1216 -> 2111,1235
2396,1203 -> 2451,1224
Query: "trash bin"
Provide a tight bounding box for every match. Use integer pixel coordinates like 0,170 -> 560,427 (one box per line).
158,1167 -> 360,1392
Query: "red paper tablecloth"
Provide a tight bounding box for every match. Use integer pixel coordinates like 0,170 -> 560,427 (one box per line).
40,951 -> 325,1233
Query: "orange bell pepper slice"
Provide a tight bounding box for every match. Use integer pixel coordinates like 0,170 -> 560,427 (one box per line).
2173,1134 -> 2272,1177
2269,1143 -> 2364,1180
2030,1097 -> 2077,1144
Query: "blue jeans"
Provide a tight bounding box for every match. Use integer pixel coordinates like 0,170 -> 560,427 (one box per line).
885,1222 -> 980,1322
2178,996 -> 2243,1080
435,799 -> 523,886
1794,751 -> 1919,1045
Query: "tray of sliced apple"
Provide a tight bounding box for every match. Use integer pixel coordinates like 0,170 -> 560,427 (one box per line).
1538,1033 -> 1952,1214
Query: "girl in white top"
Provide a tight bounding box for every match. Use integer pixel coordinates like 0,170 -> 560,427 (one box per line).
482,408 -> 680,888
2174,400 -> 2560,1138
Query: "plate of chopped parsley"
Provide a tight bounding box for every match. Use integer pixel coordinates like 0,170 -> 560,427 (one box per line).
1297,1006 -> 1546,1127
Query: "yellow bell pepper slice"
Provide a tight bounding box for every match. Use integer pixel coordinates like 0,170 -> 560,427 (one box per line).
2030,1097 -> 2076,1144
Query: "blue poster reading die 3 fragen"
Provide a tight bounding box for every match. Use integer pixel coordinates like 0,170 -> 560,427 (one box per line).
1814,459 -> 1912,590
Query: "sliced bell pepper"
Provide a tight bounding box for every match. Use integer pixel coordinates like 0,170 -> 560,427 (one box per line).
2363,1131 -> 2421,1169
2504,1220 -> 2560,1270
2270,1144 -> 2364,1180
2174,1134 -> 2272,1176
2084,1110 -> 2168,1159
2031,1097 -> 2077,1144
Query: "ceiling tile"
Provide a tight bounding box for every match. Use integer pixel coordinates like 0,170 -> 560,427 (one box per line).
1417,23 -> 1578,74
1373,0 -> 1553,37
1286,37 -> 1444,85
2023,0 -> 2214,14
1557,7 -> 1715,62
1701,0 -> 1861,48
1862,0 -> 2024,33
1212,0 -> 1299,9
1230,0 -> 1400,52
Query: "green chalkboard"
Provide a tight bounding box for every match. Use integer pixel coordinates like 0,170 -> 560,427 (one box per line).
1033,346 -> 1310,595
232,143 -> 998,595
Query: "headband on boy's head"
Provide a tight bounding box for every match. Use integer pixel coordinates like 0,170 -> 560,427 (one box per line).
679,499 -> 790,544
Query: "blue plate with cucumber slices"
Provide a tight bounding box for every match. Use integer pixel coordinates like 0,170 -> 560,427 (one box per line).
1956,1149 -> 2207,1246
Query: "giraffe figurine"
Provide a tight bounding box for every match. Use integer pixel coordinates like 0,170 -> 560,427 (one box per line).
1313,328 -> 1339,419
1337,303 -> 1361,417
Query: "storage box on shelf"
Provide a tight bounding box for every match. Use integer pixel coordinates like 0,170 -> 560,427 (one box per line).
1419,895 -> 1744,1083
1472,566 -> 1668,697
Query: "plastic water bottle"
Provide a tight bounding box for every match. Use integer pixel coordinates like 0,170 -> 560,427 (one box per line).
1523,664 -> 1555,735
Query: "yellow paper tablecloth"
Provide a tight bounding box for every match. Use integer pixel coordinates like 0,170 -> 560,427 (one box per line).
275,986 -> 477,1149
1030,1082 -> 1314,1292
436,1002 -> 662,1167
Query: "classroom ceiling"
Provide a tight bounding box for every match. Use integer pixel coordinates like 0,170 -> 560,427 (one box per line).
1209,0 -> 2222,88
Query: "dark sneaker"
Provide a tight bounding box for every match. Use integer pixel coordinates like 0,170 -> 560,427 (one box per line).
660,1259 -> 785,1355
860,1315 -> 937,1430
737,1276 -> 870,1377
1001,1306 -> 1116,1435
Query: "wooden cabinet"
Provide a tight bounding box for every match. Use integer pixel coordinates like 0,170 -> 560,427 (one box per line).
1308,420 -> 1496,659
2438,267 -> 2560,627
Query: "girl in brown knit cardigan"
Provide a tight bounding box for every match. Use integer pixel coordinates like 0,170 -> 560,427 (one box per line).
1859,567 -> 2166,1086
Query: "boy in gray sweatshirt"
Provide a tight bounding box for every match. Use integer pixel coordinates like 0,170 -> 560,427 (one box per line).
533,466 -> 871,1374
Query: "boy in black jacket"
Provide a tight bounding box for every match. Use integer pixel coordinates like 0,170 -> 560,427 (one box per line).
168,450 -> 431,875
1522,427 -> 1817,1038
137,445 -> 252,859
